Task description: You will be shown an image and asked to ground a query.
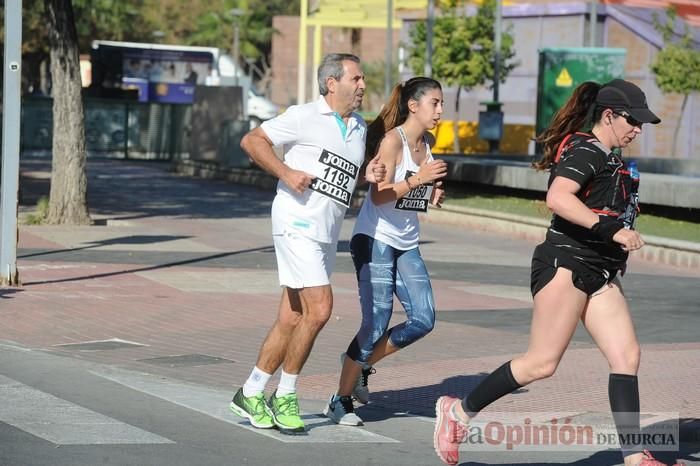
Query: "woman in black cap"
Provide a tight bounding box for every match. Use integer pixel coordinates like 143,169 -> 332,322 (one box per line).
433,79 -> 682,466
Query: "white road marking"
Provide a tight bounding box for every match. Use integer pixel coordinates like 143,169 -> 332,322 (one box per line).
0,375 -> 173,445
93,367 -> 399,443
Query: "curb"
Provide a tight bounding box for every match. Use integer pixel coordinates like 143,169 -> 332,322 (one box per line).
174,160 -> 700,270
175,159 -> 278,190
428,204 -> 700,270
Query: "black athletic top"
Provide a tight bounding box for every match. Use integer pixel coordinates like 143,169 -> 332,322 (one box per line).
545,132 -> 635,270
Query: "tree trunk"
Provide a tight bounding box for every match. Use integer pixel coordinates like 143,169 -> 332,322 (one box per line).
44,0 -> 91,225
671,94 -> 688,158
452,85 -> 462,154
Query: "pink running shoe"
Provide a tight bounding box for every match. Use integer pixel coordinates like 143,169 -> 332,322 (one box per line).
638,449 -> 685,466
434,396 -> 467,465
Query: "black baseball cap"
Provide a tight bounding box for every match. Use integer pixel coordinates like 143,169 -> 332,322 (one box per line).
596,79 -> 661,124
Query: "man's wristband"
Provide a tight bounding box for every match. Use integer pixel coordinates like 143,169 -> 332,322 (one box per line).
405,177 -> 415,190
591,217 -> 625,243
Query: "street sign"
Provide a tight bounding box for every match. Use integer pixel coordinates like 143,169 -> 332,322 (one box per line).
535,47 -> 626,139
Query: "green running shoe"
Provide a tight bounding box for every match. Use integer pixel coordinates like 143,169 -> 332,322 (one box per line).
269,391 -> 305,433
229,388 -> 274,429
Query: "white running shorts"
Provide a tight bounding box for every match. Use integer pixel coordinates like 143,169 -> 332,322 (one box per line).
273,230 -> 337,289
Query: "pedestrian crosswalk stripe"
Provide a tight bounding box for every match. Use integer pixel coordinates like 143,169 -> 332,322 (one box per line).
0,375 -> 174,445
93,368 -> 399,443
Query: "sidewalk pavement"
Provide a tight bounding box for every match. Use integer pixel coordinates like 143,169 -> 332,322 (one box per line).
176,159 -> 700,270
2,158 -> 699,466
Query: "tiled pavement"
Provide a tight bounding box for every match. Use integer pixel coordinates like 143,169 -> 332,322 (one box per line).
2,159 -> 698,465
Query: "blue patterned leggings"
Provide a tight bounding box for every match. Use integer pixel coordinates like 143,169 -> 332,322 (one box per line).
346,234 -> 436,364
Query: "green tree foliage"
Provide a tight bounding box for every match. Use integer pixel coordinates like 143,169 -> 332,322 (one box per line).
132,0 -> 299,88
3,0 -> 156,53
651,7 -> 700,157
2,0 -> 156,91
362,60 -> 399,113
0,0 -> 51,90
139,0 -> 218,45
407,0 -> 517,152
4,0 -> 298,91
18,0 -> 50,91
179,0 -> 300,88
17,0 -> 48,54
72,0 -> 156,50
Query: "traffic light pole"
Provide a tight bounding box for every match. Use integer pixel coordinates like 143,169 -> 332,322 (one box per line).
1,0 -> 23,286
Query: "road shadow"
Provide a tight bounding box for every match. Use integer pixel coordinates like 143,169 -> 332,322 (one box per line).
449,438 -> 699,466
452,446 -> 695,466
22,245 -> 275,286
18,235 -> 192,259
20,158 -> 275,221
452,450 -> 620,466
0,288 -> 22,299
357,374 -> 529,420
360,377 -> 698,466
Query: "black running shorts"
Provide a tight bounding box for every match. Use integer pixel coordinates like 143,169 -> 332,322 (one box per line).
530,242 -> 619,297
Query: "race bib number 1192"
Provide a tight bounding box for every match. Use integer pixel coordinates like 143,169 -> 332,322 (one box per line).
309,149 -> 359,208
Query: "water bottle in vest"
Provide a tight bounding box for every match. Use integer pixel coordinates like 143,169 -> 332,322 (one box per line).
621,160 -> 640,229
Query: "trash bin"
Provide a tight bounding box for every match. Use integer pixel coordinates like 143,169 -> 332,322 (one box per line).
478,101 -> 504,153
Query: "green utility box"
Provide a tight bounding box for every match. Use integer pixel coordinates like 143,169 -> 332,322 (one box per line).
535,47 -> 626,138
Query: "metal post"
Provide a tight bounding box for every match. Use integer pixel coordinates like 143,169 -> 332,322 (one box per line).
297,0 -> 309,104
233,23 -> 240,86
385,0 -> 393,99
312,25 -> 322,99
0,0 -> 23,286
493,0 -> 502,104
424,0 -> 434,77
229,8 -> 244,87
124,102 -> 129,160
488,0 -> 504,154
589,0 -> 598,47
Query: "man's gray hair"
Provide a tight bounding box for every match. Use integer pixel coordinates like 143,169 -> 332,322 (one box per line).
317,53 -> 360,96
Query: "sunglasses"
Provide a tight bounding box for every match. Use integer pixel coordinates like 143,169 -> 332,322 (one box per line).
612,111 -> 643,128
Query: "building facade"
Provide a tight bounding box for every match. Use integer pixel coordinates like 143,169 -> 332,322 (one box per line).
270,1 -> 700,158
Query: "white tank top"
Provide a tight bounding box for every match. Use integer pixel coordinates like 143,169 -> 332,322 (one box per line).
352,127 -> 434,250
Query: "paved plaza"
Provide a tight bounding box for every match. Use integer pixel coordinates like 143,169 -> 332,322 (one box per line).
1,159 -> 697,466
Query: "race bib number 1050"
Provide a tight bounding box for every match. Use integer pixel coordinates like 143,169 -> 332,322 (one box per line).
309,149 -> 360,208
395,170 -> 433,212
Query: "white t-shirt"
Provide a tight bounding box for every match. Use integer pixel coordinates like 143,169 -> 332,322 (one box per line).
352,127 -> 433,250
261,96 -> 367,243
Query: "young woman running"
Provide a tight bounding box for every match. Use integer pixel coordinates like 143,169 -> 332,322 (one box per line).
433,79 -> 682,466
323,77 -> 447,425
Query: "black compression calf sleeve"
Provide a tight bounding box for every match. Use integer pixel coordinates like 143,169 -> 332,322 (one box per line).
462,361 -> 522,417
609,373 -> 642,458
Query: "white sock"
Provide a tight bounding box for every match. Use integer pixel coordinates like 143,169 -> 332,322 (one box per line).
242,366 -> 272,398
276,370 -> 298,397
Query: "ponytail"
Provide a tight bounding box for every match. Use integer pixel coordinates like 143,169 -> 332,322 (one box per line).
365,77 -> 442,162
365,83 -> 406,161
533,81 -> 601,171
